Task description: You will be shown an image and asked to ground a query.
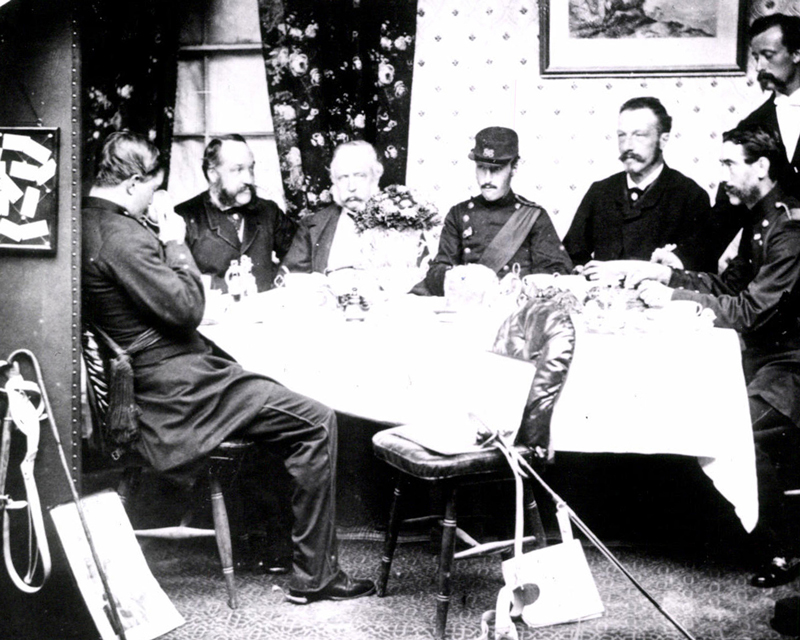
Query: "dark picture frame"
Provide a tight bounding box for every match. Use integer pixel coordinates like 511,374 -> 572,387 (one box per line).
540,1 -> 747,77
0,127 -> 59,255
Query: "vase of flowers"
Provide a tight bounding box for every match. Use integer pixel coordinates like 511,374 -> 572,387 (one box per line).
353,185 -> 440,294
356,183 -> 439,267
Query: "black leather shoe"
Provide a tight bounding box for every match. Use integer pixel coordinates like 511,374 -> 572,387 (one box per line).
750,557 -> 800,588
286,572 -> 376,604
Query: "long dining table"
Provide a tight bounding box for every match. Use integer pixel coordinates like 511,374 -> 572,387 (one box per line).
200,285 -> 758,533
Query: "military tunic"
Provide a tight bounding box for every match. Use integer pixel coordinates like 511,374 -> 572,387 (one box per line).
424,191 -> 573,295
669,186 -> 800,426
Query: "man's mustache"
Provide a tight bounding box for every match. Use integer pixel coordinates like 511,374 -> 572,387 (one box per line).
619,151 -> 645,163
758,71 -> 787,91
480,184 -> 496,190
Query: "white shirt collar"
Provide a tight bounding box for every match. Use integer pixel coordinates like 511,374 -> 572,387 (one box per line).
774,87 -> 800,107
626,161 -> 664,191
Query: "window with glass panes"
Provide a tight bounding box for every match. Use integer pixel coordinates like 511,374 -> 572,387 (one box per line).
169,0 -> 284,210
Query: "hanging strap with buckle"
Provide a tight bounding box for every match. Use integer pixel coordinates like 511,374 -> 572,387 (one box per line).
0,357 -> 51,593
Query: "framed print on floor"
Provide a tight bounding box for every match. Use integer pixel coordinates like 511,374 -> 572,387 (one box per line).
540,1 -> 747,77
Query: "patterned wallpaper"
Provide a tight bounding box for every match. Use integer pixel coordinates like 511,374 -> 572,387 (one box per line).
406,0 -> 800,240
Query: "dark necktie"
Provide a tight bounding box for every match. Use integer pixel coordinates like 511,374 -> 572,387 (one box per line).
231,213 -> 243,239
628,187 -> 643,203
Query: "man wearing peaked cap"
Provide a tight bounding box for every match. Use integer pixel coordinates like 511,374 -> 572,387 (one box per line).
468,126 -> 519,164
422,126 -> 572,295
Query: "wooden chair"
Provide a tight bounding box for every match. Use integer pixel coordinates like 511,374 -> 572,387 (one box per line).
81,327 -> 253,609
372,431 -> 547,639
372,297 -> 576,638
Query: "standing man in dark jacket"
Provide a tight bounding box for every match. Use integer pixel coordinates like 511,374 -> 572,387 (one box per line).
564,97 -> 714,272
82,131 -> 374,604
176,134 -> 296,292
422,126 -> 572,296
588,124 -> 800,589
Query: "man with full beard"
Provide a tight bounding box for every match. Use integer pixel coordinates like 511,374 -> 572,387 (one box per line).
176,134 -> 296,292
563,97 -> 715,272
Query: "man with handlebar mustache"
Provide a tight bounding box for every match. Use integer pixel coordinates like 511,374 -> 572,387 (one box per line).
563,96 -> 715,272
176,134 -> 297,292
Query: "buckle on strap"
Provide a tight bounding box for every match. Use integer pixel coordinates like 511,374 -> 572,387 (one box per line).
0,357 -> 51,593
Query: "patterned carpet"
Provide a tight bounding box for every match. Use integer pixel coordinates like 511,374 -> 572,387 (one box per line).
4,452 -> 800,639
139,534 -> 797,640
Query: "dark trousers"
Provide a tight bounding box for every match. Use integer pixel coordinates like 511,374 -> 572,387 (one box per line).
750,396 -> 800,561
237,382 -> 340,593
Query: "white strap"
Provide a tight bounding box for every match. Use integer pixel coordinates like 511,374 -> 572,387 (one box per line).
478,586 -> 520,640
1,374 -> 51,593
476,437 -> 528,640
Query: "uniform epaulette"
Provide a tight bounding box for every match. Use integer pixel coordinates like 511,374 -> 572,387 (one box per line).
776,201 -> 800,221
514,194 -> 540,208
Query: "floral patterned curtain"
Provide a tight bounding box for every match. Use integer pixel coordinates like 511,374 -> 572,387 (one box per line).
257,0 -> 418,217
80,0 -> 179,189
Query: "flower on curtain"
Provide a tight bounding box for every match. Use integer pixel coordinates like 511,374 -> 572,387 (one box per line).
259,0 -> 419,218
80,0 -> 179,187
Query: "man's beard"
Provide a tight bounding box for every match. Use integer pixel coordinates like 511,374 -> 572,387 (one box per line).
724,183 -> 760,207
214,183 -> 254,209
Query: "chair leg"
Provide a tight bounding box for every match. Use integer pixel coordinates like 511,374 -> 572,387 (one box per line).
523,481 -> 547,550
117,466 -> 142,509
209,473 -> 237,609
435,484 -> 457,640
378,477 -> 405,597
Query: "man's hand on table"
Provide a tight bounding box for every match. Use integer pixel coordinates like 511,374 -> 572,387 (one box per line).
636,280 -> 673,308
583,259 -> 671,288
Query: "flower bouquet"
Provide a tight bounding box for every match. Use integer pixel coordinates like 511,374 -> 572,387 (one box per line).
354,184 -> 440,234
352,185 -> 440,294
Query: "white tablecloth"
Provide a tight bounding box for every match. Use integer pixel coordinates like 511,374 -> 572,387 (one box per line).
550,323 -> 757,532
201,290 -> 758,532
204,292 -> 536,437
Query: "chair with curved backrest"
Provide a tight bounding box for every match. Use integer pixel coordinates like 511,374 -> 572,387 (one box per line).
372,296 -> 576,639
81,326 -> 254,609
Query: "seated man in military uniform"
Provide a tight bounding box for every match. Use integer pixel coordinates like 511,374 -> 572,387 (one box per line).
422,126 -> 573,296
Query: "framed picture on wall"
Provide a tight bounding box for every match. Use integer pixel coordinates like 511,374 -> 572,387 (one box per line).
0,127 -> 59,255
540,1 -> 747,76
